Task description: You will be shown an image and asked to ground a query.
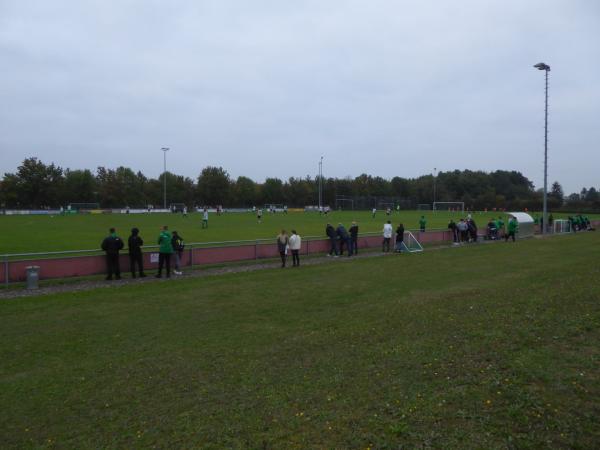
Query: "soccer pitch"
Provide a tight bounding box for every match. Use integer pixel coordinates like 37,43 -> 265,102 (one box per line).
1,232 -> 599,448
0,210 -> 492,254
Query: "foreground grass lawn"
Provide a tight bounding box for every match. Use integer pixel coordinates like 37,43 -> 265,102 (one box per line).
1,233 -> 599,448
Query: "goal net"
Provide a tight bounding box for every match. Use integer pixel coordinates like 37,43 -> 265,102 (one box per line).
417,204 -> 431,211
335,197 -> 354,210
399,231 -> 424,253
67,202 -> 100,211
433,202 -> 465,212
553,219 -> 571,234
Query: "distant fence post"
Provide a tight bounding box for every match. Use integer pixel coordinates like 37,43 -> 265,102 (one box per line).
4,255 -> 8,286
255,241 -> 258,260
189,244 -> 193,268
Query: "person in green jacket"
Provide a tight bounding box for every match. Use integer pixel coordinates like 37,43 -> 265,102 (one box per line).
505,217 -> 518,242
496,217 -> 505,237
156,225 -> 174,278
419,215 -> 427,232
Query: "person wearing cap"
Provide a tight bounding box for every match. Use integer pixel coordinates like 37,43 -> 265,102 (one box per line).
128,227 -> 146,278
101,227 -> 124,280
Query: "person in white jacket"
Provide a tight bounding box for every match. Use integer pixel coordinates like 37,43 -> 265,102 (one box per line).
382,220 -> 393,252
288,230 -> 302,267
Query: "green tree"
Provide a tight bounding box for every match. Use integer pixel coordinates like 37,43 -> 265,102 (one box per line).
197,167 -> 231,205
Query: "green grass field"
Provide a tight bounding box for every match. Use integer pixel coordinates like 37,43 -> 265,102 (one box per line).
1,233 -> 599,448
1,210 -> 595,255
0,210 -> 482,254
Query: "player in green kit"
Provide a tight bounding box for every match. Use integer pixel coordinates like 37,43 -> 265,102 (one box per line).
419,216 -> 427,232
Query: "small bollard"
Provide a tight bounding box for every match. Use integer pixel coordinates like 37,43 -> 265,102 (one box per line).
26,266 -> 40,290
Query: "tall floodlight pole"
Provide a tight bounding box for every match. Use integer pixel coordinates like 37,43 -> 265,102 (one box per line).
534,62 -> 550,234
433,167 -> 437,207
318,156 -> 323,210
161,147 -> 169,209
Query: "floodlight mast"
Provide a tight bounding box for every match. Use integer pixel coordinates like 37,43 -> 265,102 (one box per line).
161,147 -> 169,209
318,156 -> 324,211
533,62 -> 550,234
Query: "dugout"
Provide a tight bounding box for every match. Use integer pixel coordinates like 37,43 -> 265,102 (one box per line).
507,212 -> 535,239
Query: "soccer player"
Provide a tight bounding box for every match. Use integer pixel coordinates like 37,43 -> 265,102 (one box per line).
202,208 -> 209,229
257,208 -> 263,223
101,227 -> 124,280
419,215 -> 427,232
372,207 -> 377,218
182,206 -> 188,218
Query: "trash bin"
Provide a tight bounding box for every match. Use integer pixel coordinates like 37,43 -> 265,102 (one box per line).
26,266 -> 40,290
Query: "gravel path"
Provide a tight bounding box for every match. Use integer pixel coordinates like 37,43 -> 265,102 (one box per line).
0,249 -> 403,300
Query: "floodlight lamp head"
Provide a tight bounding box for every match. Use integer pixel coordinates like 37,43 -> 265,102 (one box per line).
534,62 -> 550,71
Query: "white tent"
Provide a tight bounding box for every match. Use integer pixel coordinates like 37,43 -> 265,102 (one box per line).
507,212 -> 535,239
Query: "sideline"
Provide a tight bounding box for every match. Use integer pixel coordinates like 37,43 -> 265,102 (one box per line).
0,239 -> 503,300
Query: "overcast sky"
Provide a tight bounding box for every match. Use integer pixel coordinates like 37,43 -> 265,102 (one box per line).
1,1 -> 598,194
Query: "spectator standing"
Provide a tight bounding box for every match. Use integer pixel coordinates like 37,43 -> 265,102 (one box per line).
128,227 -> 146,278
326,223 -> 339,257
395,223 -> 405,252
468,218 -> 478,242
276,230 -> 289,268
419,215 -> 427,232
457,219 -> 468,242
349,221 -> 359,256
496,216 -> 505,238
171,231 -> 185,275
288,230 -> 301,267
336,223 -> 350,256
101,227 -> 124,280
448,219 -> 458,244
156,226 -> 174,278
505,217 -> 518,242
383,220 -> 393,252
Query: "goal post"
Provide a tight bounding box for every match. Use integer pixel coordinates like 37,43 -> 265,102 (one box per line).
553,219 -> 571,234
399,231 -> 424,253
433,202 -> 464,213
335,197 -> 354,210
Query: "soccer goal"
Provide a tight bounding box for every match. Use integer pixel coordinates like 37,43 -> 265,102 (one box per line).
433,202 -> 465,213
417,204 -> 431,211
399,231 -> 424,253
335,196 -> 354,210
67,202 -> 100,211
553,219 -> 571,234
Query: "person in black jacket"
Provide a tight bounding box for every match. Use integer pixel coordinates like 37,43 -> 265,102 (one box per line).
336,223 -> 350,256
128,227 -> 145,278
101,227 -> 124,280
349,221 -> 359,256
395,223 -> 405,252
325,223 -> 339,257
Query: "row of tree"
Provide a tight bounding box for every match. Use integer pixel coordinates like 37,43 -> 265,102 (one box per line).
1,157 -> 599,211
